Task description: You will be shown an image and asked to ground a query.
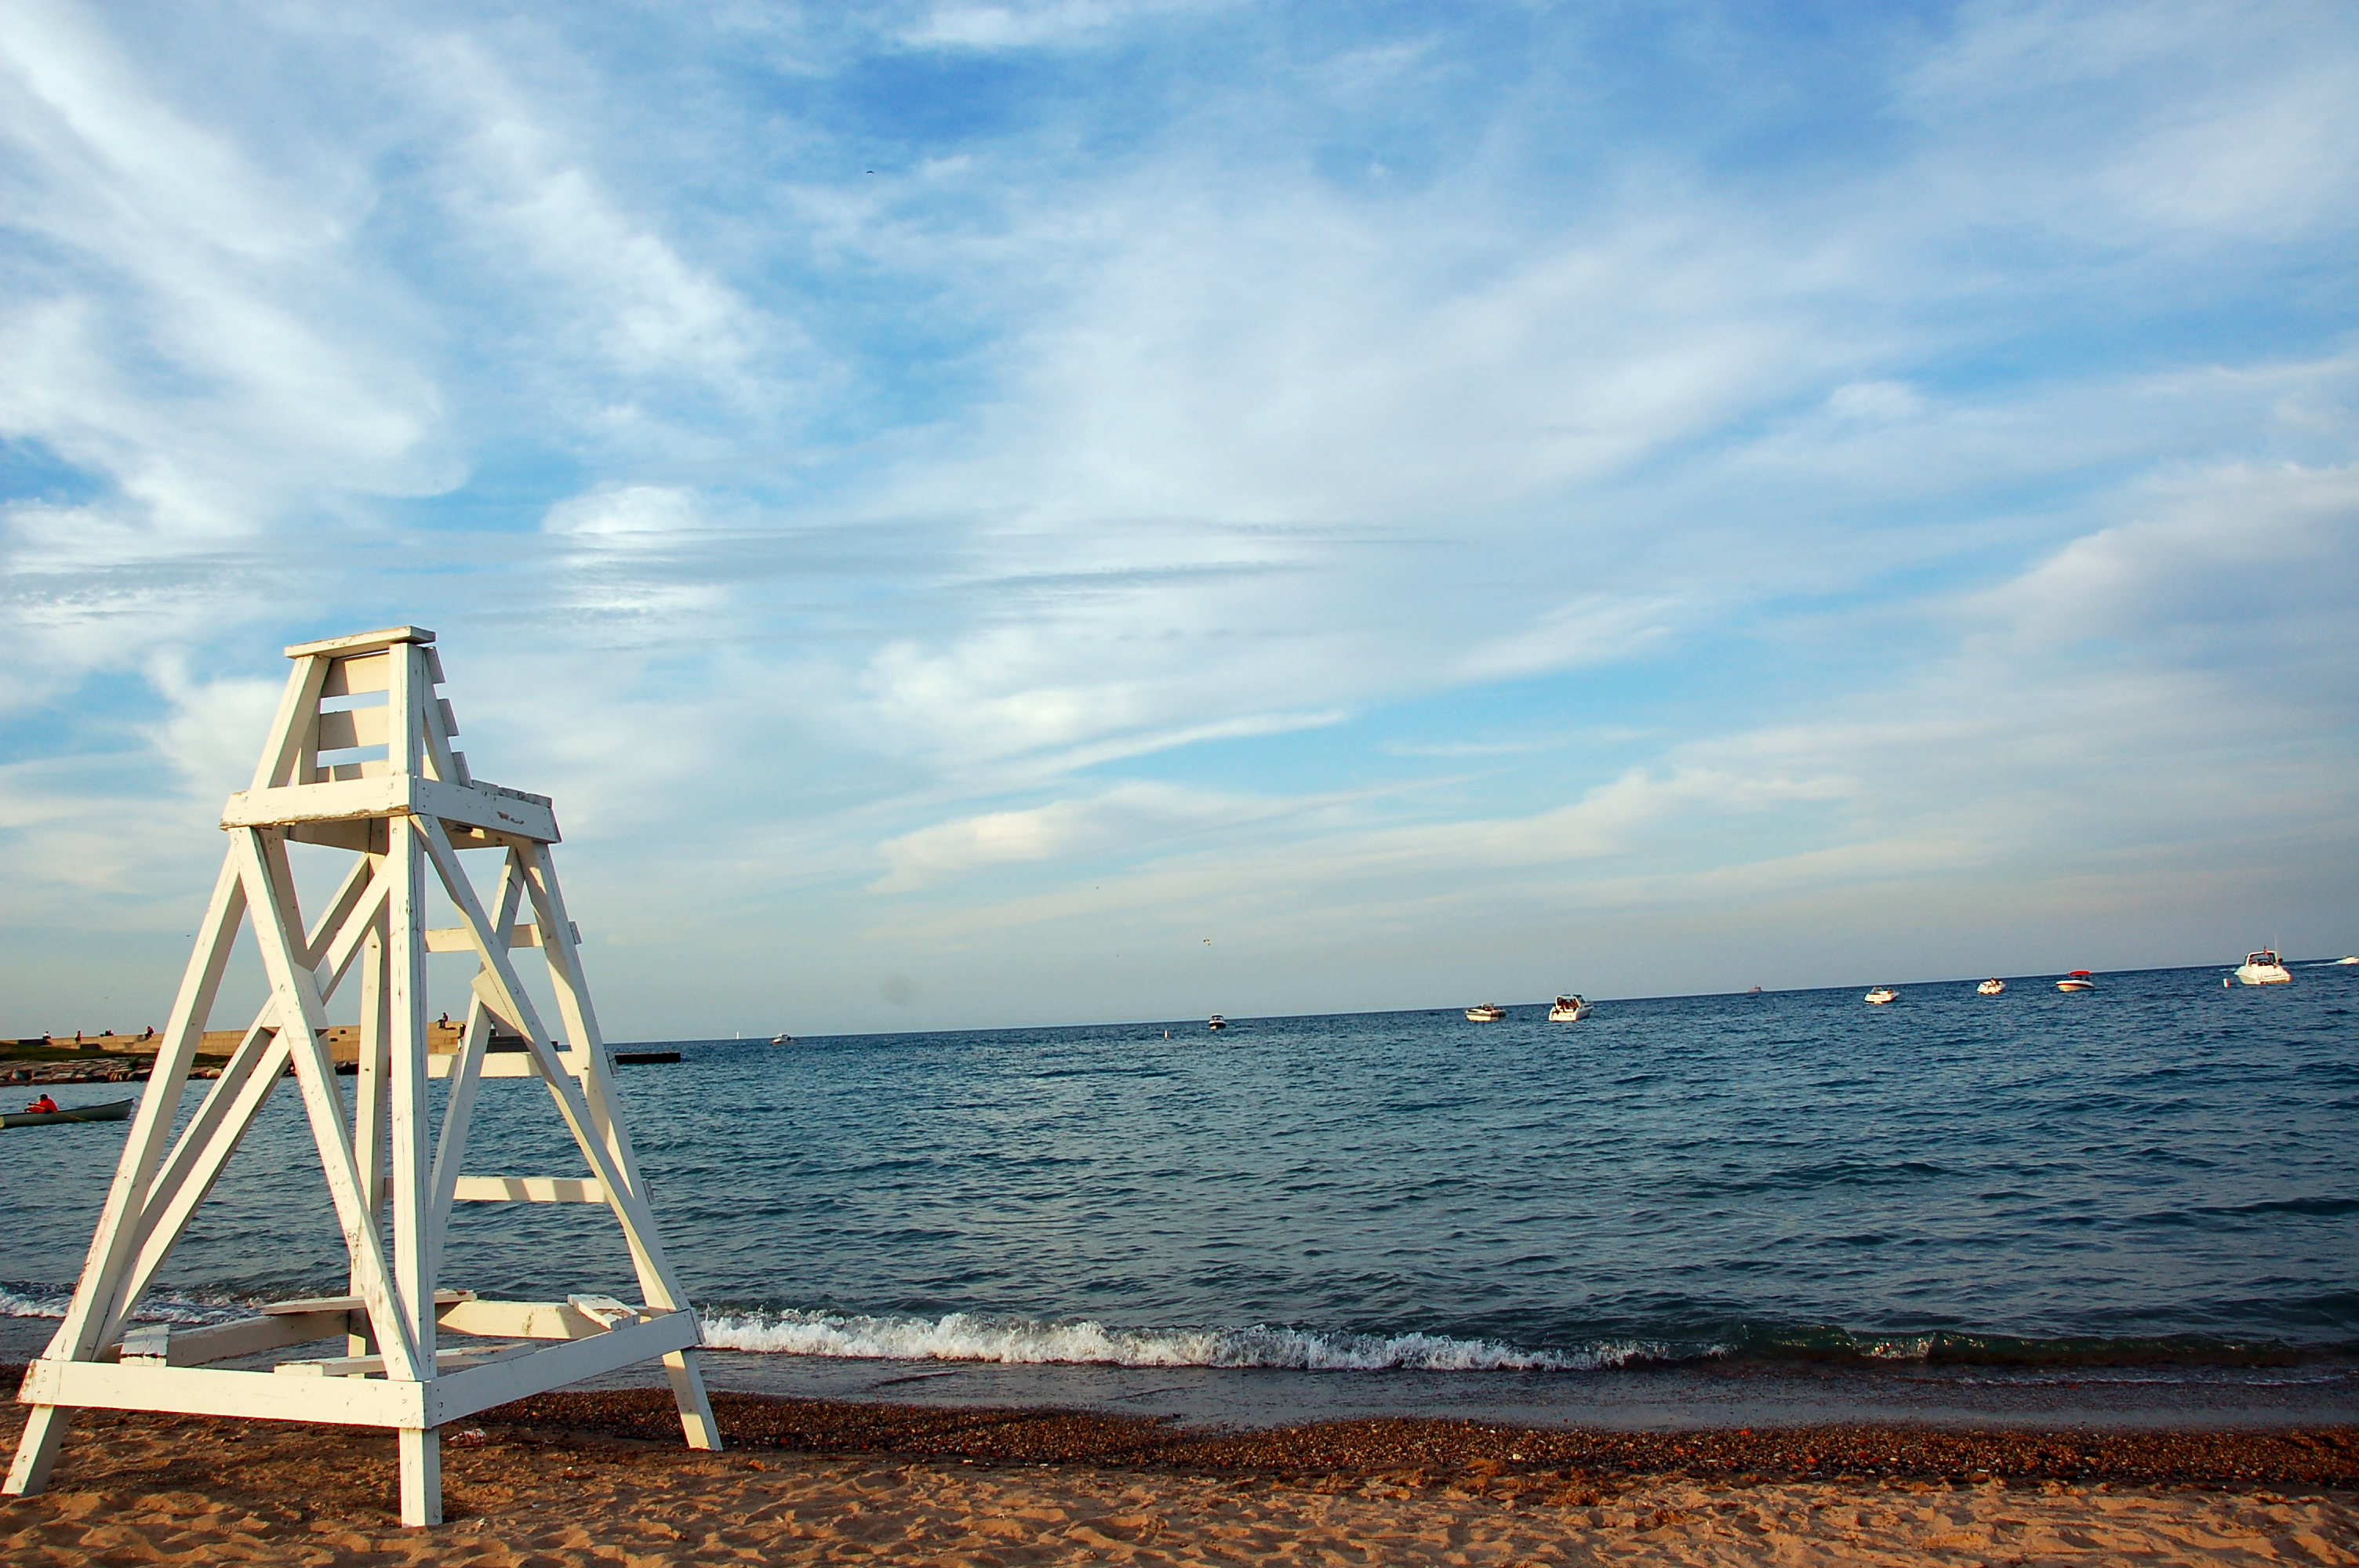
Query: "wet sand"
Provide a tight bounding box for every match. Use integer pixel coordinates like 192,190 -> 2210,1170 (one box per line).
5,1375 -> 2355,1564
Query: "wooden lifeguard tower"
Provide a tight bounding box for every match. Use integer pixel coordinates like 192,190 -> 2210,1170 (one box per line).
4,626 -> 719,1526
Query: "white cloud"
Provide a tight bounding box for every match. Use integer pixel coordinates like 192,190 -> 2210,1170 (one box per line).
2,2 -> 2355,1033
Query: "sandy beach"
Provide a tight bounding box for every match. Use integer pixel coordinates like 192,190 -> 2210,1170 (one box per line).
5,1378 -> 2354,1565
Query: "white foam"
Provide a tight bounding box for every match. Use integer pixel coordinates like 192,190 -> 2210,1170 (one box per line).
0,1286 -> 253,1326
0,1287 -> 69,1319
697,1308 -> 1681,1372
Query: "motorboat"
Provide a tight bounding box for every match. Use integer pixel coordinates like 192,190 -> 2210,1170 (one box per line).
2056,971 -> 2095,992
1206,1014 -> 1227,1031
2335,956 -> 2359,965
1863,986 -> 1898,1005
2234,950 -> 2292,985
1464,1004 -> 1507,1022
1976,978 -> 2005,996
770,1033 -> 793,1044
1548,995 -> 1589,1021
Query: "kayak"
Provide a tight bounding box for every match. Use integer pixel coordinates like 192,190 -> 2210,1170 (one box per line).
1,1098 -> 133,1130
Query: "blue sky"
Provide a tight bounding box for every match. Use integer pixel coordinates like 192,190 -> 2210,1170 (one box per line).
2,0 -> 2354,1037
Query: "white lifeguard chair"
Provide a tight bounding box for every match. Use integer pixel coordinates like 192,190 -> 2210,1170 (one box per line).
4,626 -> 719,1526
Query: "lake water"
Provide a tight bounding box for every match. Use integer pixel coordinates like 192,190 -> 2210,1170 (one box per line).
5,963 -> 2356,1427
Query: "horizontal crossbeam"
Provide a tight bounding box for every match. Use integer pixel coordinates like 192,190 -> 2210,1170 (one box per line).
220,775 -> 559,844
449,1176 -> 605,1203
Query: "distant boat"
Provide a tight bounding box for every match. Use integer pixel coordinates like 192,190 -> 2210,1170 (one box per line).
2056,971 -> 2096,992
2,1098 -> 133,1131
1747,985 -> 1762,995
1206,1014 -> 1227,1031
1548,995 -> 1589,1022
1464,1004 -> 1507,1022
771,1033 -> 793,1044
2234,950 -> 2292,986
2336,956 -> 2359,966
1976,978 -> 2006,996
1863,986 -> 1898,1005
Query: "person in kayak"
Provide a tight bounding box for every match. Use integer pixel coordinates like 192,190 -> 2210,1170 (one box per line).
25,1094 -> 60,1115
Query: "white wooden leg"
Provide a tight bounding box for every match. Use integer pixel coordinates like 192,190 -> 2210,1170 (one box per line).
398,1426 -> 442,1526
663,1349 -> 722,1450
3,1404 -> 71,1496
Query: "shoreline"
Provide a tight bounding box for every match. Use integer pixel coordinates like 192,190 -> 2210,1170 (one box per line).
5,1376 -> 2355,1565
9,1363 -> 2359,1483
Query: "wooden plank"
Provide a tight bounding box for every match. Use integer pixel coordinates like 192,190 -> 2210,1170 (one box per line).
222,776 -> 405,827
389,641 -> 423,780
275,1343 -> 540,1378
121,1311 -> 351,1368
319,652 -> 391,699
285,819 -> 375,851
423,924 -> 543,953
261,1290 -> 470,1317
351,913 -> 388,1350
252,654 -> 333,792
426,1050 -> 587,1080
429,1311 -> 703,1427
218,776 -> 560,844
21,1358 -> 424,1428
313,703 -> 389,752
435,1298 -> 614,1341
323,646 -> 396,698
383,811 -> 434,1377
420,685 -> 463,786
414,777 -> 559,844
284,626 -> 434,660
400,1427 -> 440,1527
449,1176 -> 605,1203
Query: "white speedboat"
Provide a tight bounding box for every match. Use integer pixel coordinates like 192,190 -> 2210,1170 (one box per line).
1206,1014 -> 1227,1031
2335,956 -> 2359,965
1464,1004 -> 1506,1022
1548,994 -> 1588,1021
2234,950 -> 2292,985
1976,978 -> 2005,996
2056,970 -> 2095,992
1863,986 -> 1898,1005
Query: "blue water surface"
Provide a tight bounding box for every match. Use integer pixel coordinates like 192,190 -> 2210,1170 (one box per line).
4,964 -> 2354,1373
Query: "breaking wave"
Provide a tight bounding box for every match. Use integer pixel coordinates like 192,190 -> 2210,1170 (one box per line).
696,1308 -> 1688,1372
0,1284 -> 259,1327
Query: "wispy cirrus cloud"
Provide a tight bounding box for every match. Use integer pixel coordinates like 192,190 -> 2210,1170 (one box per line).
0,0 -> 2353,1033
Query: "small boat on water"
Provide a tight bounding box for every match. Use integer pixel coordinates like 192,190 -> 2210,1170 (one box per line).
1206,1014 -> 1227,1031
1976,978 -> 2006,996
771,1033 -> 793,1044
1464,1004 -> 1507,1022
2335,956 -> 2359,966
1548,995 -> 1589,1022
2,1098 -> 133,1131
2234,949 -> 2292,985
2056,971 -> 2095,992
1863,986 -> 1898,1005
